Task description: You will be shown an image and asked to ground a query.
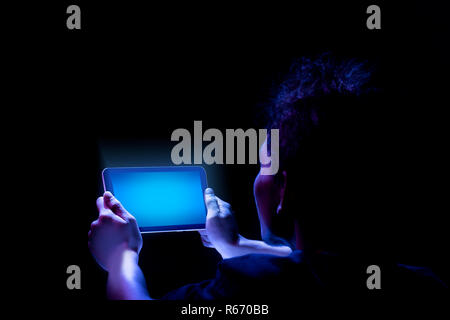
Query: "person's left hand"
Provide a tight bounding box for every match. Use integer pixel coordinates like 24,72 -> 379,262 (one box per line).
88,192 -> 142,271
199,188 -> 292,259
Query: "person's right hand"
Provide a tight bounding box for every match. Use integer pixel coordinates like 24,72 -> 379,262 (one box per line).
88,192 -> 143,271
199,188 -> 240,259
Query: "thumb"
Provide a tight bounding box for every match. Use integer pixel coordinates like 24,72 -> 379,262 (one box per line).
204,188 -> 219,219
103,191 -> 131,220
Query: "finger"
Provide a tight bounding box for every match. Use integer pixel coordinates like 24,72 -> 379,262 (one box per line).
198,229 -> 210,242
216,196 -> 231,210
198,231 -> 210,242
204,188 -> 220,219
215,197 -> 233,219
96,197 -> 108,216
201,238 -> 214,248
103,191 -> 130,220
198,230 -> 214,248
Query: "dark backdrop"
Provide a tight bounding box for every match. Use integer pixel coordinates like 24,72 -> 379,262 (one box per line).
23,1 -> 449,302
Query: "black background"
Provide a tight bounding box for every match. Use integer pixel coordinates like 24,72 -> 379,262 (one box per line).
15,0 -> 448,311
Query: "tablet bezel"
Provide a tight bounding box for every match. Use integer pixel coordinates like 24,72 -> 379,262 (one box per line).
102,166 -> 207,233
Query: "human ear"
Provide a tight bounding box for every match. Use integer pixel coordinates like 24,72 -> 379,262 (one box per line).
276,170 -> 288,215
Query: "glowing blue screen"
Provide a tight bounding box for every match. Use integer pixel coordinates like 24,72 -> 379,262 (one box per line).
107,171 -> 206,230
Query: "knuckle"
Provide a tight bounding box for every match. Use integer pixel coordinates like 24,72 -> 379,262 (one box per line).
99,214 -> 113,223
222,211 -> 233,219
110,201 -> 122,211
110,200 -> 119,208
219,199 -> 230,207
221,213 -> 230,219
221,208 -> 229,214
222,204 -> 231,211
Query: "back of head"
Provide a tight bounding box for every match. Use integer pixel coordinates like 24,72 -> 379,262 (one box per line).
266,54 -> 388,256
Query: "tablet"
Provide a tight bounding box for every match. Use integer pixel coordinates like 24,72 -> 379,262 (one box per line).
102,166 -> 207,233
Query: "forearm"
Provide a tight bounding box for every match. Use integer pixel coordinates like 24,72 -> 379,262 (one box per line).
221,235 -> 292,259
107,248 -> 152,300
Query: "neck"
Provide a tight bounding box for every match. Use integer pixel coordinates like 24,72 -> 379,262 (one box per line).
294,220 -> 304,250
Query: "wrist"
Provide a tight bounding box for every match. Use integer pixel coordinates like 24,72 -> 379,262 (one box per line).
106,245 -> 150,300
221,236 -> 292,259
218,235 -> 246,259
107,243 -> 139,273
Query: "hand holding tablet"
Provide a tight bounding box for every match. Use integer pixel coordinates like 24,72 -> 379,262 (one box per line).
102,166 -> 207,233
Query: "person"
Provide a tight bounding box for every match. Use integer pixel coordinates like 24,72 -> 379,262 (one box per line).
88,55 -> 446,300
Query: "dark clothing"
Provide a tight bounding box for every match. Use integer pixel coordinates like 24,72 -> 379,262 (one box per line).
162,250 -> 446,300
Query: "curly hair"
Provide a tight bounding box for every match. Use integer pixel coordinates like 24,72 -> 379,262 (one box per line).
264,54 -> 379,252
266,53 -> 375,172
